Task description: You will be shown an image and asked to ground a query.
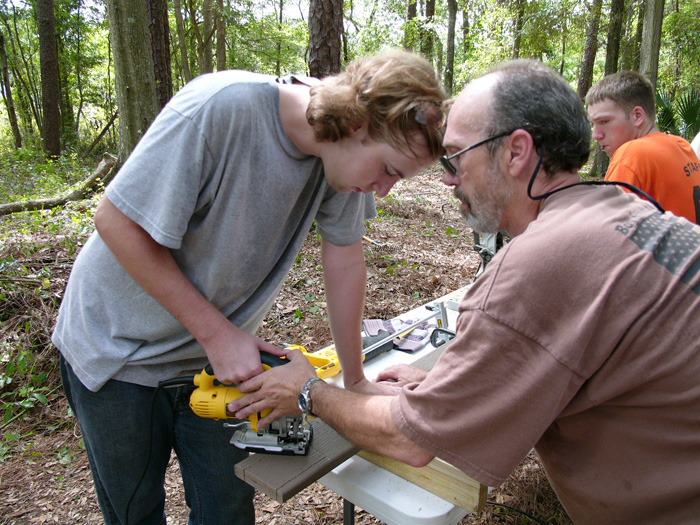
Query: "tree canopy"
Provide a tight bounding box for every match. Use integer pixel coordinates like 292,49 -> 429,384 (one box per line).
1,0 -> 699,157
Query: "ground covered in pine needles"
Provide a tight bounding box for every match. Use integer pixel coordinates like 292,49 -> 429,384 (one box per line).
0,169 -> 571,524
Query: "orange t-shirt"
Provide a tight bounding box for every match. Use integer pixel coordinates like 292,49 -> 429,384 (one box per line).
605,132 -> 700,224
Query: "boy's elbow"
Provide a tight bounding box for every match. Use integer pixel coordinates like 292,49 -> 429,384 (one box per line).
93,197 -> 114,234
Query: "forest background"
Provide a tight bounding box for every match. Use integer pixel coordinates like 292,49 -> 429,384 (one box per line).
0,0 -> 700,522
2,0 -> 700,165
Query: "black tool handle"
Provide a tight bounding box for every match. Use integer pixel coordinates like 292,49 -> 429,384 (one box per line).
261,352 -> 288,368
429,327 -> 456,347
362,330 -> 394,361
204,351 -> 288,384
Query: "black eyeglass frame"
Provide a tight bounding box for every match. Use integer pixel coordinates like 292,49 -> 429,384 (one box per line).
439,131 -> 512,175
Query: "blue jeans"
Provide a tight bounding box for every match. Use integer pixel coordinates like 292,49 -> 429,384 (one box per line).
60,355 -> 255,525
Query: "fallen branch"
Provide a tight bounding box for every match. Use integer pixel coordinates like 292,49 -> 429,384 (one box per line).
0,152 -> 117,216
80,111 -> 118,159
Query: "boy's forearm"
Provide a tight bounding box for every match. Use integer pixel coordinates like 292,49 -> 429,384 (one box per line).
321,238 -> 367,387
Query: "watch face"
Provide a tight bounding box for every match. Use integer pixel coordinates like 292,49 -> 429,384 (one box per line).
298,394 -> 308,413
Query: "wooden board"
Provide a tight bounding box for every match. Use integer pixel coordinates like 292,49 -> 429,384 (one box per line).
234,417 -> 360,503
235,344 -> 483,506
357,451 -> 487,513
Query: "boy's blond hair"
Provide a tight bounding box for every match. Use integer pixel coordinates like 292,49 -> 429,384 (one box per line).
307,49 -> 447,159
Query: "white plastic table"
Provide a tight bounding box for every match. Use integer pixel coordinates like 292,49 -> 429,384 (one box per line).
319,286 -> 473,525
321,456 -> 469,525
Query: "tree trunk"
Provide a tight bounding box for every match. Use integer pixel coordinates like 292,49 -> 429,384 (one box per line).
308,0 -> 342,78
37,0 -> 61,158
71,6 -> 85,143
202,0 -> 214,73
146,0 -> 173,109
605,0 -> 625,74
275,0 -> 283,75
444,0 -> 457,96
404,0 -> 417,51
512,0 -> 526,59
560,11 -> 567,75
81,111 -> 118,159
186,0 -> 214,75
633,0 -> 645,70
1,15 -> 42,134
173,0 -> 192,82
639,0 -> 665,88
216,0 -> 226,71
590,147 -> 610,179
0,32 -> 21,148
420,0 -> 435,60
462,5 -> 470,56
57,31 -> 77,148
106,0 -> 161,168
577,0 -> 603,99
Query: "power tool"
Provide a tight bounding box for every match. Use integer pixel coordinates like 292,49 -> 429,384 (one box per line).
189,304 -> 450,455
187,336 -> 391,456
189,352 -> 315,455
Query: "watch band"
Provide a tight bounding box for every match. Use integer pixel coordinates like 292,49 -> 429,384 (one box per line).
299,376 -> 324,415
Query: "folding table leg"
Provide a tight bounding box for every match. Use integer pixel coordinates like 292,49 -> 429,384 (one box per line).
343,499 -> 355,525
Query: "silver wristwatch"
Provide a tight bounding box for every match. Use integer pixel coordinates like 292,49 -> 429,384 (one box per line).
298,376 -> 324,415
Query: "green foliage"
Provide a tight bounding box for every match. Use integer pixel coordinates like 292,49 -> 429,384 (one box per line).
0,338 -> 50,426
659,2 -> 700,94
225,12 -> 309,75
1,0 -> 114,152
657,91 -> 677,134
657,89 -> 700,140
1,0 -> 700,155
0,148 -> 91,203
0,154 -> 98,458
0,245 -> 59,434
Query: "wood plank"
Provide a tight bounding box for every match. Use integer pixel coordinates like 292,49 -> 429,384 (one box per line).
356,451 -> 487,513
234,343 -> 465,503
353,344 -> 488,513
234,417 -> 360,503
410,345 -> 445,371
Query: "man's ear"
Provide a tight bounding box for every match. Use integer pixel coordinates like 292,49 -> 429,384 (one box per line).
505,129 -> 536,178
630,106 -> 646,128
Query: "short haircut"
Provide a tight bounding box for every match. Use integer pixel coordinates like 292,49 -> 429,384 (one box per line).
585,70 -> 656,118
306,49 -> 447,159
481,59 -> 591,176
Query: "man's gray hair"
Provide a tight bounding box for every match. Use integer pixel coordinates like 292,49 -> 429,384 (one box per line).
483,60 -> 591,176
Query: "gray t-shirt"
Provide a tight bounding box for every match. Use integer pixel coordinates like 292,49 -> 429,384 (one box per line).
52,71 -> 376,391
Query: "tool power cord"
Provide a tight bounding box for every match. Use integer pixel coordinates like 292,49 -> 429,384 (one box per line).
124,379 -> 548,525
123,376 -> 194,525
487,500 -> 548,524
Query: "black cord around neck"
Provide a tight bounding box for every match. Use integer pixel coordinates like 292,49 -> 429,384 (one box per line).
526,147 -> 665,214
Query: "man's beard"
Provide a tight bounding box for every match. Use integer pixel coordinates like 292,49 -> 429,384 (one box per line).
453,162 -> 513,234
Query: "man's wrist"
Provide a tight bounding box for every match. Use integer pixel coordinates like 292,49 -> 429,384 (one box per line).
298,376 -> 325,416
308,377 -> 326,417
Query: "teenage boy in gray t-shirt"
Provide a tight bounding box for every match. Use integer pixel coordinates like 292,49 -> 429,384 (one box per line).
53,50 -> 446,525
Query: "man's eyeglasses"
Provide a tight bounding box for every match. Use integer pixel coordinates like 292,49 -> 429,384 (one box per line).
439,131 -> 511,175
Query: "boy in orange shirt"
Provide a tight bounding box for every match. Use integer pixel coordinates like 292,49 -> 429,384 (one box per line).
587,70 -> 700,224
